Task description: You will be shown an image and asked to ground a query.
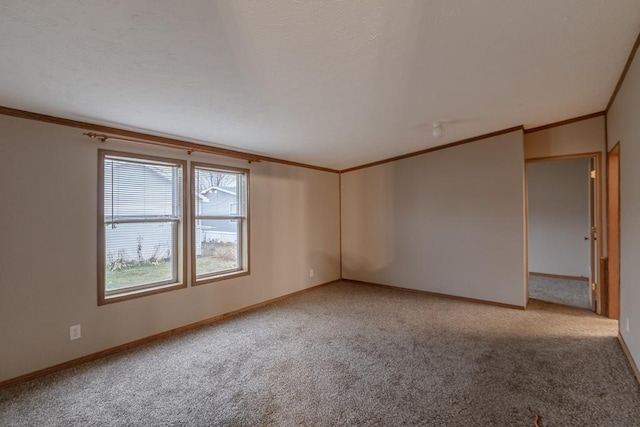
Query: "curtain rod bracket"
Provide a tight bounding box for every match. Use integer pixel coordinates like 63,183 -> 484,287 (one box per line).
84,132 -> 109,143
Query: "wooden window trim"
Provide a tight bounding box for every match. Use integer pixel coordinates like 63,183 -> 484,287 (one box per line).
190,162 -> 250,286
97,149 -> 188,305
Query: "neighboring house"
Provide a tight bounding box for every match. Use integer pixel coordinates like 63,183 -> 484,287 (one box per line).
195,186 -> 239,256
104,160 -> 180,264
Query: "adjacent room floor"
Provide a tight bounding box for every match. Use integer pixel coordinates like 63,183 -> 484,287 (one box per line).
528,274 -> 592,310
1,281 -> 638,426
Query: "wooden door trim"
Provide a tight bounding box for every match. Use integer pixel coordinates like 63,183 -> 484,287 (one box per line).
525,152 -> 604,314
606,143 -> 621,319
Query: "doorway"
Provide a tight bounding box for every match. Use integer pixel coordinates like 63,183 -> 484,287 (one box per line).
526,154 -> 601,311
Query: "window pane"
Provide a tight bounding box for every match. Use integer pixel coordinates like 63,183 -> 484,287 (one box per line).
105,222 -> 176,291
191,164 -> 247,284
195,219 -> 240,276
194,169 -> 242,217
105,158 -> 182,221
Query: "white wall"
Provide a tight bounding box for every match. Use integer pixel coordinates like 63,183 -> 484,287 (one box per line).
607,46 -> 640,372
341,130 -> 527,307
524,116 -> 606,160
527,158 -> 590,277
0,114 -> 341,382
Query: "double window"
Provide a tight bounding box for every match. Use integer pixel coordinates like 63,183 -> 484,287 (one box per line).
98,151 -> 248,305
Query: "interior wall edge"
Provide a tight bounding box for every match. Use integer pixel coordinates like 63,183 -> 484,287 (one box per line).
524,111 -> 606,135
342,279 -> 525,311
619,334 -> 640,386
605,29 -> 640,373
340,125 -> 524,174
607,29 -> 640,112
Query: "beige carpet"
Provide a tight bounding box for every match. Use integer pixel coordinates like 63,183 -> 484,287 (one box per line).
529,274 -> 591,309
1,281 -> 639,426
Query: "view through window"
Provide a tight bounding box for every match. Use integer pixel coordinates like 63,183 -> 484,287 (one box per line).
99,151 -> 184,301
193,164 -> 247,282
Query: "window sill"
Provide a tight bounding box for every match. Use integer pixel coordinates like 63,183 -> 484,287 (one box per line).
193,270 -> 250,287
99,282 -> 187,305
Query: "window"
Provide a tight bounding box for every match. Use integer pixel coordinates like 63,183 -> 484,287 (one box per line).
192,163 -> 249,284
98,151 -> 186,304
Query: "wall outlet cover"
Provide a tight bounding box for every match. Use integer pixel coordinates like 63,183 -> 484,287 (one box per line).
70,324 -> 81,341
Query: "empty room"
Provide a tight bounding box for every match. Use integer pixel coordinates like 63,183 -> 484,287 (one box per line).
2,1 -> 640,426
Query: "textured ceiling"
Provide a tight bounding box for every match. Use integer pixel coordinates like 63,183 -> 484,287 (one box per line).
1,1 -> 639,170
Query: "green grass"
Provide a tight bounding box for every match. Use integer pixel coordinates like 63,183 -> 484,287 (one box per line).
196,256 -> 237,275
105,257 -> 238,291
105,261 -> 173,291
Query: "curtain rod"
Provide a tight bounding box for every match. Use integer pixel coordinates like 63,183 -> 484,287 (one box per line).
83,132 -> 262,163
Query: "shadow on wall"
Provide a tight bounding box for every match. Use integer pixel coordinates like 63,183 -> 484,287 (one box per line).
251,162 -> 341,295
341,131 -> 526,307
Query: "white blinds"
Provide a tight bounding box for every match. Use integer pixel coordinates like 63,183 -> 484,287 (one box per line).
104,156 -> 183,225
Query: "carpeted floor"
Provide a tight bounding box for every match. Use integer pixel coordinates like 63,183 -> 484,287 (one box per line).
1,281 -> 639,426
529,274 -> 592,309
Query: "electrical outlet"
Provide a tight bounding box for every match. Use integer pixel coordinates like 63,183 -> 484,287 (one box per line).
70,324 -> 81,341
626,318 -> 630,333
309,269 -> 314,278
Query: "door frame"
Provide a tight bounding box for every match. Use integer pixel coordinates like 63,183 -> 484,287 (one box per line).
607,143 -> 620,319
525,152 -> 604,314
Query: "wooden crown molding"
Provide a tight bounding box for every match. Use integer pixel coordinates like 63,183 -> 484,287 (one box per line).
340,125 -> 525,174
523,111 -> 606,134
607,29 -> 640,112
0,106 -> 339,174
